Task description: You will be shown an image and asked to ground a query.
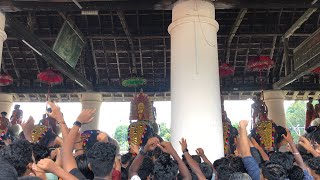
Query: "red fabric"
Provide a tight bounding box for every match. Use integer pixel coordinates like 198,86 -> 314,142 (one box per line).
37,69 -> 63,85
219,63 -> 235,77
311,67 -> 320,74
247,56 -> 274,72
0,74 -> 13,86
112,169 -> 121,180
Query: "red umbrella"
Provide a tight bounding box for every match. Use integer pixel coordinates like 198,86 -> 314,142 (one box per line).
247,56 -> 274,72
219,63 -> 235,77
37,69 -> 63,85
0,74 -> 13,86
311,67 -> 320,74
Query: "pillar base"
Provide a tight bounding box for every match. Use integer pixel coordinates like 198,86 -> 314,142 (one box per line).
80,93 -> 102,132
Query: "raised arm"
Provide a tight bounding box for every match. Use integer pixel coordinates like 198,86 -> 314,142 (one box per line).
250,137 -> 269,161
196,148 -> 214,170
282,130 -> 307,170
239,120 -> 251,157
21,116 -> 35,142
47,101 -> 69,139
37,158 -> 78,180
299,136 -> 319,157
180,138 -> 206,180
62,109 -> 96,173
129,137 -> 159,178
157,141 -> 191,180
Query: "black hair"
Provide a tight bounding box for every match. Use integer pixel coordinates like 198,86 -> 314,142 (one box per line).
0,139 -> 33,177
153,153 -> 178,180
269,152 -> 294,171
138,157 -> 154,180
261,161 -> 287,180
121,167 -> 128,180
310,129 -> 320,145
18,177 -> 42,180
229,172 -> 252,180
229,156 -> 247,173
274,126 -> 287,146
38,128 -> 57,147
86,142 -> 116,177
152,146 -> 162,159
213,157 -> 230,170
199,162 -> 213,179
306,157 -> 320,175
1,112 -> 7,116
216,165 -> 235,180
192,155 -> 201,164
288,165 -> 304,180
121,152 -> 133,165
31,143 -> 50,163
0,158 -> 18,180
75,153 -> 94,180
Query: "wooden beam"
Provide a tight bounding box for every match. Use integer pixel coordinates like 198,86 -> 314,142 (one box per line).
114,38 -> 121,79
101,39 -> 111,85
4,42 -> 20,79
284,8 -> 318,39
283,38 -> 290,76
89,39 -> 100,84
233,37 -> 239,67
226,8 -> 247,63
163,38 -> 166,79
243,37 -> 251,76
138,38 -> 144,76
267,36 -> 277,79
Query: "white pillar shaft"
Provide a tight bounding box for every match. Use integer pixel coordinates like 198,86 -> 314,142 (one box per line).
169,0 -> 223,161
80,93 -> 102,132
0,12 -> 7,69
264,90 -> 286,127
0,93 -> 13,116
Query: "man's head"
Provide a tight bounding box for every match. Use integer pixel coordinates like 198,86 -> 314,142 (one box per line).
86,142 -> 116,178
0,139 -> 34,177
229,172 -> 252,180
309,97 -> 314,103
216,165 -> 235,180
310,129 -> 320,154
121,152 -> 133,167
306,157 -> 320,179
153,153 -> 178,180
138,157 -> 154,180
75,153 -> 94,180
0,158 -> 18,180
31,143 -> 50,163
230,156 -> 247,173
1,112 -> 7,117
199,162 -> 213,179
14,105 -> 20,110
261,161 -> 287,180
288,165 -> 304,180
269,152 -> 294,171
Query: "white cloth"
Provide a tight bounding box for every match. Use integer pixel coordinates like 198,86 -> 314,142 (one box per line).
130,175 -> 141,180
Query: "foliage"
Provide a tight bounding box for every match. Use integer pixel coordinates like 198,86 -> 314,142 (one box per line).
286,101 -> 306,142
114,125 -> 129,151
159,123 -> 171,141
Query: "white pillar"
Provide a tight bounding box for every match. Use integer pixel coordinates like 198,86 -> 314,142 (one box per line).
0,12 -> 7,69
80,93 -> 102,132
168,0 -> 223,161
264,90 -> 286,127
0,93 -> 13,116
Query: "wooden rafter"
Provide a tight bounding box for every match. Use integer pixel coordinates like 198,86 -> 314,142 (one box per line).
89,39 -> 100,84
4,42 -> 20,79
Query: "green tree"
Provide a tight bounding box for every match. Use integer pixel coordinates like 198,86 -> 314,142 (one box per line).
286,101 -> 306,142
114,125 -> 129,151
159,123 -> 171,141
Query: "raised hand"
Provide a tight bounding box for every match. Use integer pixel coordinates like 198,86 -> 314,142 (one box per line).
21,116 -> 35,133
47,101 -> 63,122
299,136 -> 313,152
239,120 -> 248,129
196,148 -> 205,156
143,137 -> 160,152
282,129 -> 294,144
130,144 -> 140,155
76,109 -> 96,124
179,138 -> 188,152
37,158 -> 57,173
157,141 -> 176,154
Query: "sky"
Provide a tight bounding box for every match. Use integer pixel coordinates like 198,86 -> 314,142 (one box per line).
11,100 -> 295,137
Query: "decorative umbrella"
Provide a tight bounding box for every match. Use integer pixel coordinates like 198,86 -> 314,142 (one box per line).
219,63 -> 235,77
247,56 -> 274,72
37,69 -> 63,85
37,69 -> 63,101
311,67 -> 320,74
0,74 -> 13,86
247,56 -> 274,98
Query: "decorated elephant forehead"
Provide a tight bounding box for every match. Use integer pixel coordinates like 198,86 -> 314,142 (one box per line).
256,120 -> 275,148
128,121 -> 149,146
31,125 -> 49,143
81,130 -> 101,148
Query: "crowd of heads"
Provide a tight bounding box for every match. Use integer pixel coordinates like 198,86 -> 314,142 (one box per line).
0,101 -> 319,180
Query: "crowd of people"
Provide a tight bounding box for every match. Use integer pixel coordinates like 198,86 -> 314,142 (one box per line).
0,99 -> 319,180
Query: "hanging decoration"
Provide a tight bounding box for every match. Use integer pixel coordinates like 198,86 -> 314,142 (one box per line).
37,69 -> 63,85
122,77 -> 147,88
219,63 -> 235,77
311,67 -> 320,74
0,74 -> 13,86
247,56 -> 274,72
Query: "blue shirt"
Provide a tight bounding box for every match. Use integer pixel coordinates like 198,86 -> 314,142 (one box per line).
304,169 -> 314,180
242,156 -> 260,180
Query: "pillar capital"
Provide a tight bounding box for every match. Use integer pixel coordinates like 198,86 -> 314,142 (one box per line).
80,92 -> 103,103
263,90 -> 285,101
